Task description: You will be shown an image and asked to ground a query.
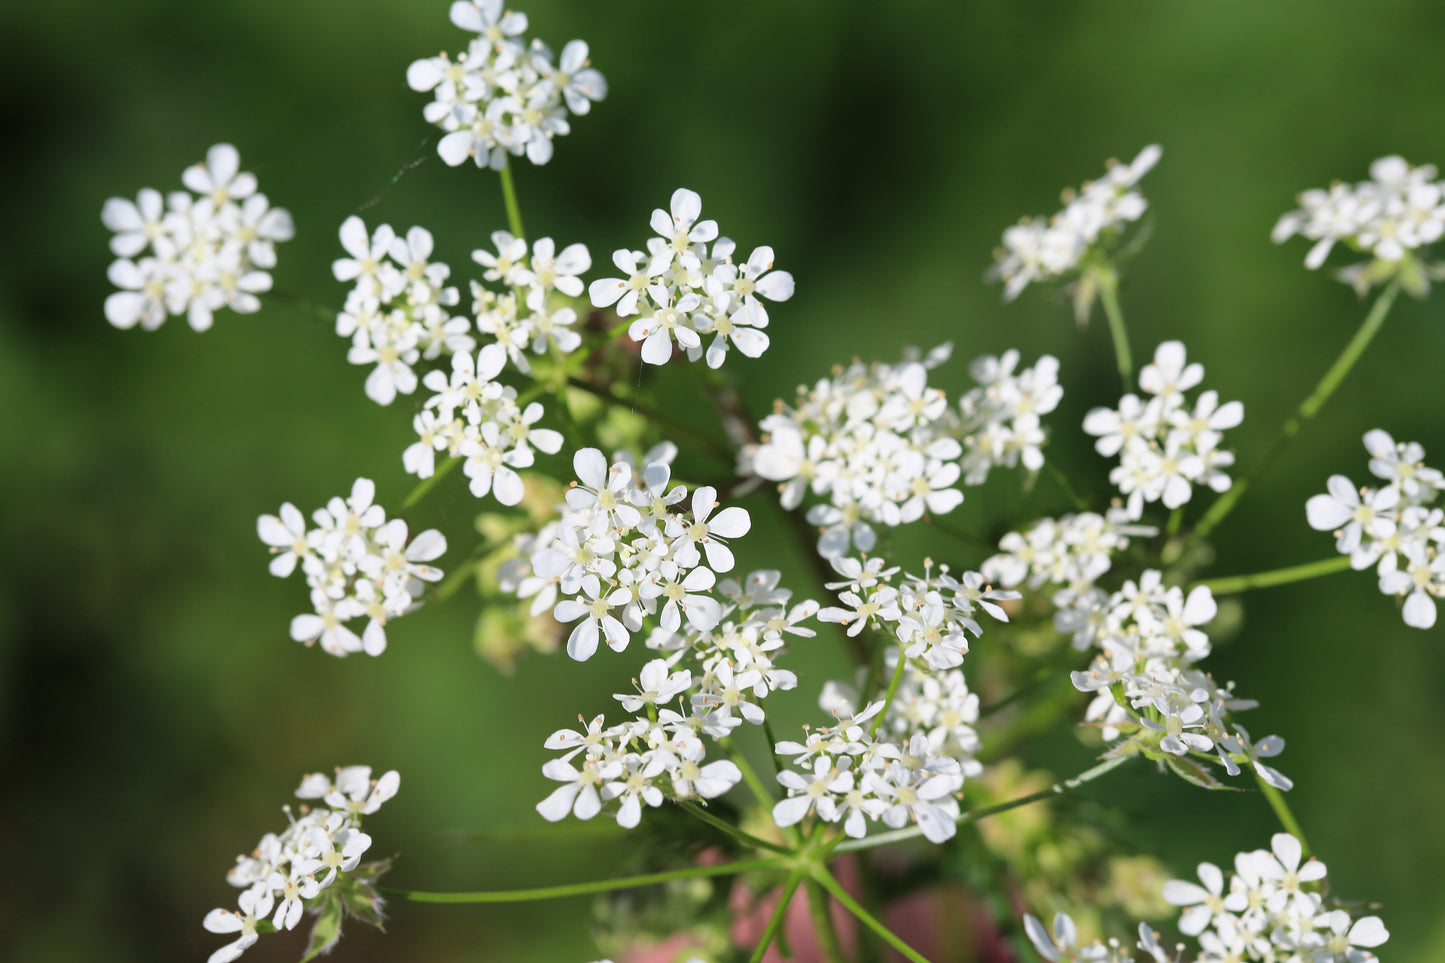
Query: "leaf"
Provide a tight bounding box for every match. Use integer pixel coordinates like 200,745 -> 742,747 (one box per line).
300,891 -> 343,962
1163,754 -> 1238,791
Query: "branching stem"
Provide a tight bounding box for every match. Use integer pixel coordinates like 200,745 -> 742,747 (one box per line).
1188,282 -> 1400,548
1195,555 -> 1352,595
379,857 -> 782,903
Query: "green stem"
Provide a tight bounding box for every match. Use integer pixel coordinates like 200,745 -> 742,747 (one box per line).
724,738 -> 778,813
1256,772 -> 1310,858
924,516 -> 994,551
1188,282 -> 1400,548
1097,268 -> 1133,387
869,650 -> 911,738
677,800 -> 790,855
812,867 -> 933,963
400,456 -> 459,511
1195,555 -> 1352,595
380,857 -> 782,903
833,754 -> 1131,853
804,878 -> 849,963
564,377 -> 733,462
750,867 -> 808,963
498,162 -> 525,240
1045,461 -> 1090,512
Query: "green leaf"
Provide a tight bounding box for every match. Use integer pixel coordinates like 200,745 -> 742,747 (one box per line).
1164,754 -> 1237,791
300,891 -> 343,962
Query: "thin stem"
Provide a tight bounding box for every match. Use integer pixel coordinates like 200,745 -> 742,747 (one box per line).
498,162 -> 525,240
401,457 -> 459,511
812,867 -> 933,963
1256,773 -> 1311,858
869,651 -> 911,738
380,857 -> 782,903
1195,555 -> 1352,595
750,867 -> 808,963
1045,461 -> 1091,512
924,516 -> 995,551
804,878 -> 849,963
724,738 -> 778,813
978,646 -> 1082,719
1188,282 -> 1400,548
833,754 -> 1131,853
565,376 -> 733,463
1097,268 -> 1133,387
677,800 -> 791,855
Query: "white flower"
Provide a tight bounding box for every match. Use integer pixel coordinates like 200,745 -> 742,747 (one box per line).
555,574 -> 630,660
991,145 -> 1161,304
591,189 -> 791,368
1163,862 -> 1229,936
1254,832 -> 1327,914
102,144 -> 290,332
409,5 -> 604,169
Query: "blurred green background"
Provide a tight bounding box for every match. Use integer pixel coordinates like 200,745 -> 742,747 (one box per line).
4,1 -> 1445,960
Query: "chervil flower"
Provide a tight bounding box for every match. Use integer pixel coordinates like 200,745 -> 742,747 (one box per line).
1164,862 -> 1229,936
102,144 -> 291,332
990,145 -> 1161,316
1254,832 -> 1327,915
555,573 -> 630,660
1274,154 -> 1445,293
408,4 -> 604,169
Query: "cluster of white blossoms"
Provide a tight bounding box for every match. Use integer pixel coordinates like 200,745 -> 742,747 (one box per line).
503,446 -> 755,661
102,143 -> 293,332
407,0 -> 605,169
818,555 -> 1018,671
959,349 -> 1064,484
990,144 -> 1161,302
588,188 -> 795,368
257,478 -> 447,657
1065,569 -> 1290,791
1024,832 -> 1388,963
469,229 -> 591,371
405,340 -> 565,504
332,216 -> 473,406
1307,429 -> 1445,629
749,344 -> 1061,558
532,569 -> 822,828
983,508 -> 1155,612
203,767 -> 399,963
1084,341 -> 1243,520
1273,155 -> 1445,272
754,556 -> 1006,845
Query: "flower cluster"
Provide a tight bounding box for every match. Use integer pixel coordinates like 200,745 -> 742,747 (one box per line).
757,556 -> 1007,845
1066,569 -> 1290,790
750,344 -> 1061,557
588,188 -> 795,367
332,216 -> 472,406
470,229 -> 591,371
771,700 -> 967,844
102,143 -> 293,332
407,1 -> 606,169
533,566 -> 821,828
1273,155 -> 1445,286
257,478 -> 447,657
959,349 -> 1064,484
204,766 -> 398,963
537,705 -> 743,828
990,145 -> 1161,304
1084,341 -> 1243,519
818,555 -> 1017,671
404,342 -> 565,504
1307,429 -> 1445,629
504,446 -> 754,660
983,508 -> 1155,612
1024,832 -> 1388,963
